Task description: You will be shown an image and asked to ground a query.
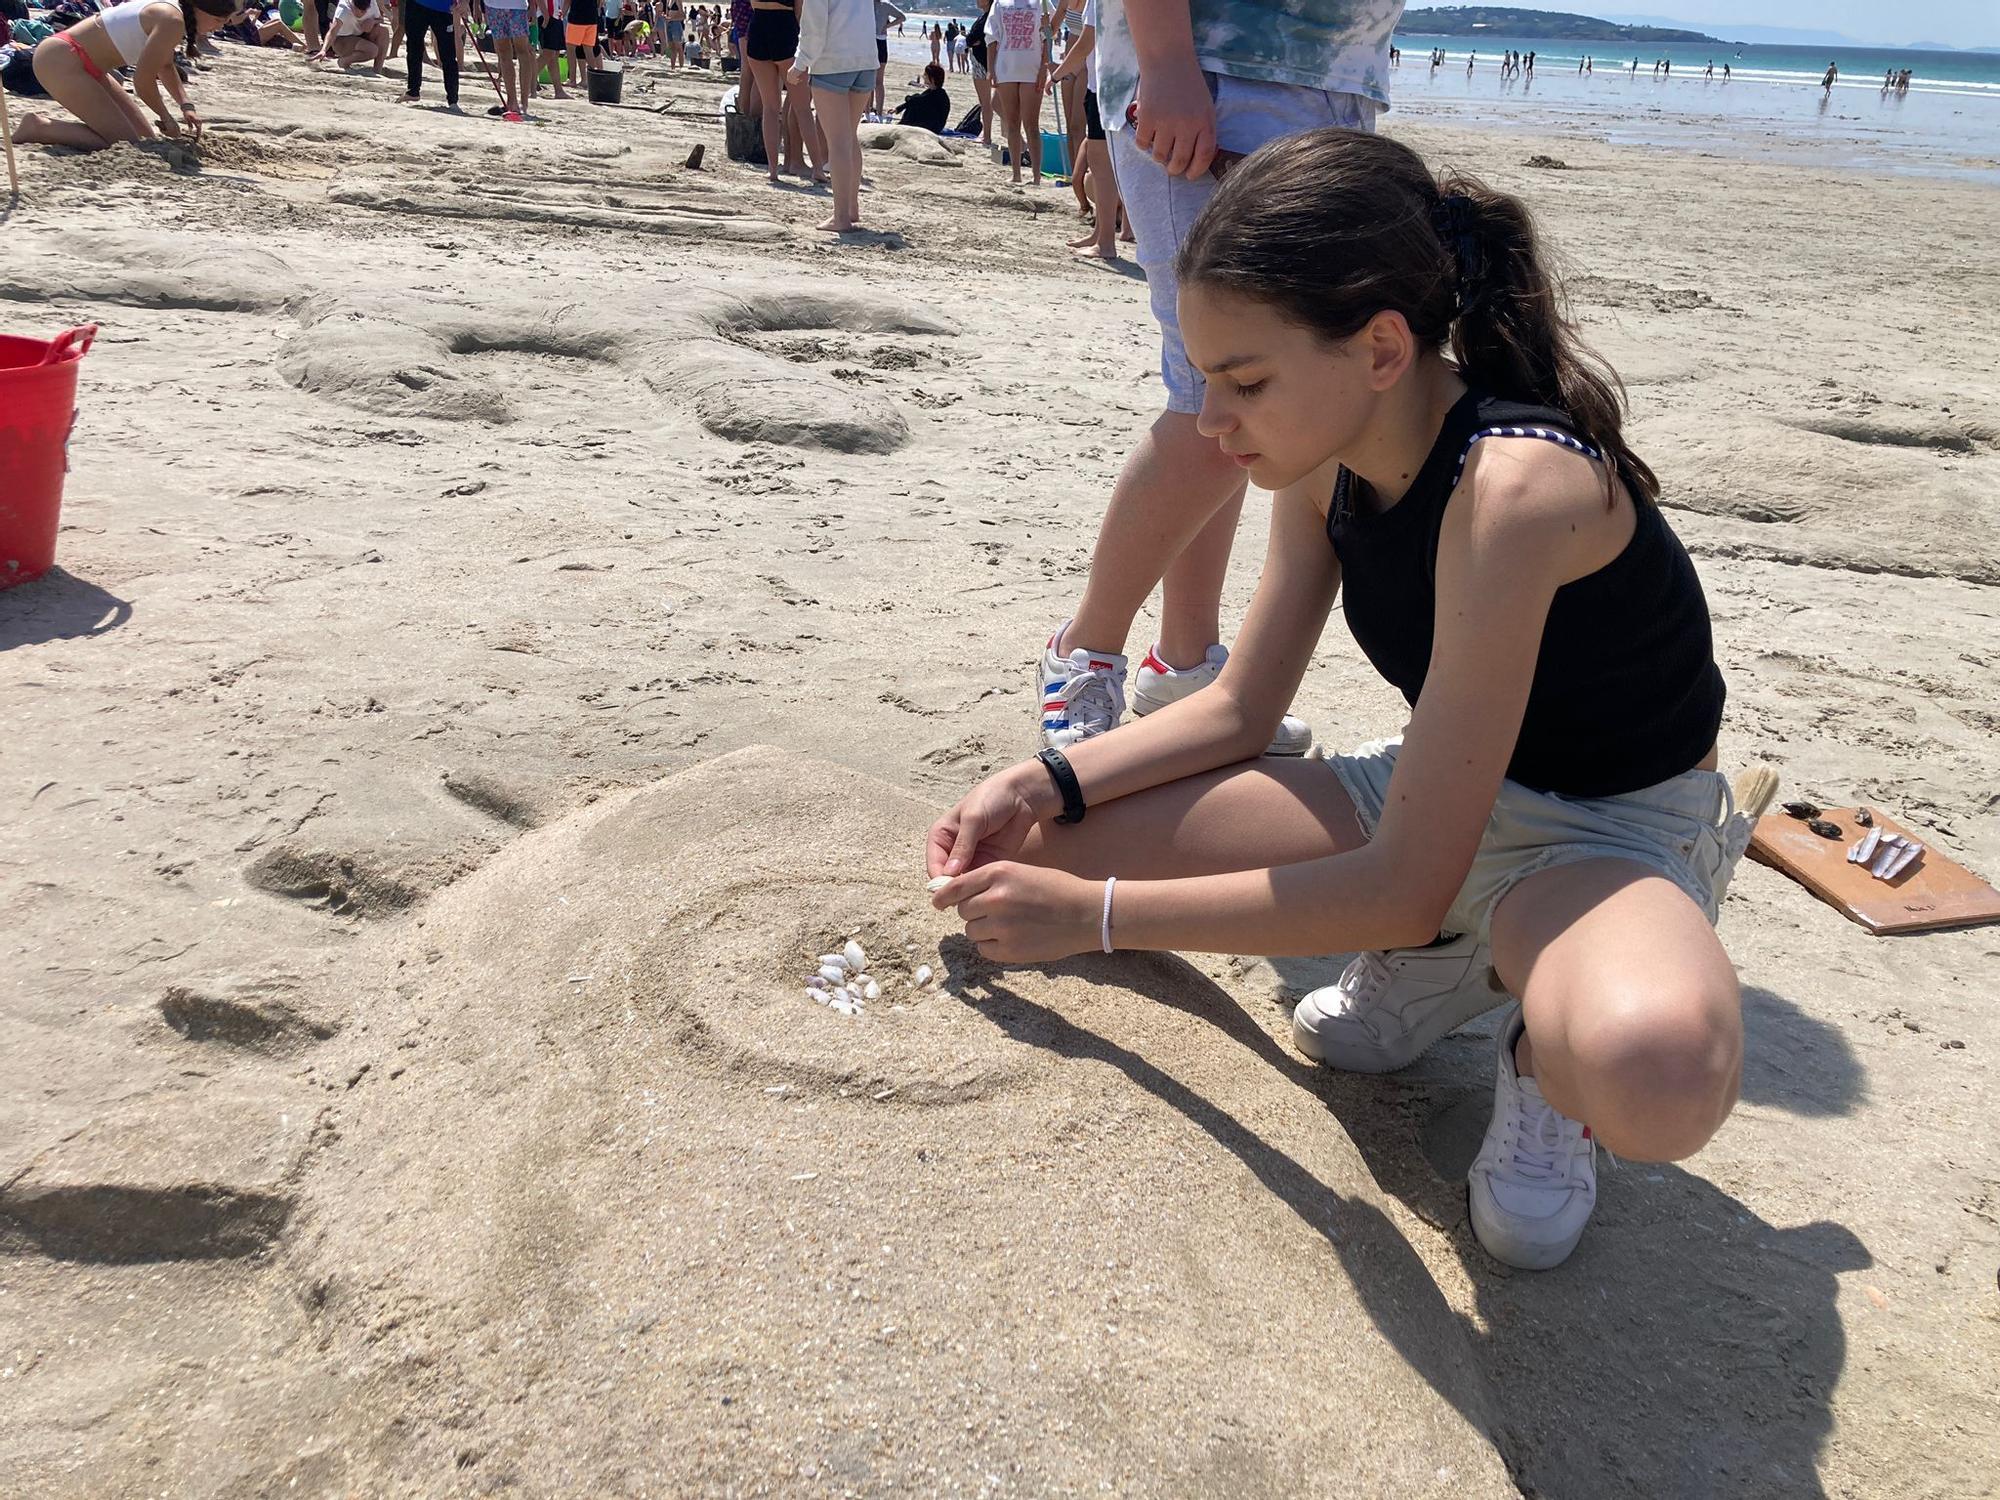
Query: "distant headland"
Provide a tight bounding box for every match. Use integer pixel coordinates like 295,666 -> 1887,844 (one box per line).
1398,7 -> 1724,44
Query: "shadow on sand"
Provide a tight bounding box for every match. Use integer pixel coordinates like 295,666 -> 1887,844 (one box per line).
948,938 -> 1868,1499
0,567 -> 134,651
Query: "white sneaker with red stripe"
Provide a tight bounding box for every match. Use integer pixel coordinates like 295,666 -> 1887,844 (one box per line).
1131,644 -> 1313,756
1468,1004 -> 1598,1270
1037,624 -> 1129,750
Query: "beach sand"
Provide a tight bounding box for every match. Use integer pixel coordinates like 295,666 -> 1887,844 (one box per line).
2,45 -> 1998,1499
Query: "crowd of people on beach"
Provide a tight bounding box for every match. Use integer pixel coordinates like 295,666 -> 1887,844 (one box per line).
3,0 -> 1128,244
3,0 -> 1785,1283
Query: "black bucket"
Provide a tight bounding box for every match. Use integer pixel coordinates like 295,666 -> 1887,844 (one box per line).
586,64 -> 624,104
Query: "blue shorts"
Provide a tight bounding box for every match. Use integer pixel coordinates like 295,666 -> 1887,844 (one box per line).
1110,73 -> 1378,413
485,5 -> 530,39
811,67 -> 873,93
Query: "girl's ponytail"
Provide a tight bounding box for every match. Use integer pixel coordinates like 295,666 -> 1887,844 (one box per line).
1178,128 -> 1656,505
1435,175 -> 1657,504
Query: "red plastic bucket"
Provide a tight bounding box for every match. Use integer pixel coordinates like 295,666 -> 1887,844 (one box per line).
0,324 -> 97,591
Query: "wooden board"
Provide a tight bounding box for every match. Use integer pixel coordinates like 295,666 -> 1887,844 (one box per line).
1747,806 -> 2000,935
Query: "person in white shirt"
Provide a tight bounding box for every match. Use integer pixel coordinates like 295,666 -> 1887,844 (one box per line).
790,0 -> 875,232
315,0 -> 390,69
986,0 -> 1043,185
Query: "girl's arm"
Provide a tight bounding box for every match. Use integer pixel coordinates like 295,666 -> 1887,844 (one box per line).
930,463 -> 1342,879
1049,19 -> 1091,82
133,6 -> 194,128
1103,443 -> 1617,958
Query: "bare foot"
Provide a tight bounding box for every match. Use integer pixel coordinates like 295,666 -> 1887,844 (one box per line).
767,171 -> 781,184
1066,230 -> 1096,249
1074,243 -> 1120,261
12,110 -> 46,144
815,215 -> 857,232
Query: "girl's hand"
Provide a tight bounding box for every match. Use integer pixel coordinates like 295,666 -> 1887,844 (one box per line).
1132,53 -> 1214,178
181,104 -> 203,140
926,763 -> 1052,878
932,861 -> 1099,963
786,67 -> 806,88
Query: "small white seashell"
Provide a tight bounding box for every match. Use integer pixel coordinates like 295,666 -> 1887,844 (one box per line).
863,978 -> 881,1001
926,876 -> 952,893
914,964 -> 933,987
807,989 -> 827,1004
843,940 -> 867,972
807,974 -> 829,992
818,964 -> 847,985
818,953 -> 850,972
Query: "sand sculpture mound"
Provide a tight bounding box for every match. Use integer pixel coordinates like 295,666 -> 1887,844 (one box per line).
275,747 -> 1514,1495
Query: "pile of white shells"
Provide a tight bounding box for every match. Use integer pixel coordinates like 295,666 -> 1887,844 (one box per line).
807,939 -> 878,1016
804,886 -> 948,1018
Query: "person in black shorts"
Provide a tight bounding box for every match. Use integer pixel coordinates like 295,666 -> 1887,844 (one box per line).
1049,5 -> 1120,260
744,0 -> 818,185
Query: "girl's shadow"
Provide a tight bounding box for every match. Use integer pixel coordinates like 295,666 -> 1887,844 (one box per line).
944,938 -> 1866,1497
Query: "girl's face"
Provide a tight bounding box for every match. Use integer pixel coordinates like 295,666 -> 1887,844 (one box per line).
1180,285 -> 1383,493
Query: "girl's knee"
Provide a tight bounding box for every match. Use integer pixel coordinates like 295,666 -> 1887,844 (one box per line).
1560,983 -> 1742,1160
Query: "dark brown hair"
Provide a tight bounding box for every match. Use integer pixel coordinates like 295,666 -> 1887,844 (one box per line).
923,62 -> 945,86
1178,128 -> 1657,505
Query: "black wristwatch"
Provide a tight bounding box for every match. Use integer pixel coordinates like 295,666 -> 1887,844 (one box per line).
1036,748 -> 1086,825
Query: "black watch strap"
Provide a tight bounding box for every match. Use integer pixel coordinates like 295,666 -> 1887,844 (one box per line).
1037,748 -> 1086,825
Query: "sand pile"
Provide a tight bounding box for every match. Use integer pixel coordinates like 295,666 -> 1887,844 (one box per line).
266,748 -> 1515,1495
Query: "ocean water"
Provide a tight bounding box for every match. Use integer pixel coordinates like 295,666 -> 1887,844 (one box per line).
1378,33 -> 1999,177
894,15 -> 2000,179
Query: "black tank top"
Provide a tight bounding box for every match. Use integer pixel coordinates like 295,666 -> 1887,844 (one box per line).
1327,390 -> 1726,797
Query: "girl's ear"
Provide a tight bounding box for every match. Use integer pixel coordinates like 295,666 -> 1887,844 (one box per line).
1360,309 -> 1417,392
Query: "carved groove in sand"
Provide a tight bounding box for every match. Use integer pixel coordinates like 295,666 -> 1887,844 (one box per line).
1,233 -> 948,454
658,874 -> 1030,1104
328,175 -> 788,241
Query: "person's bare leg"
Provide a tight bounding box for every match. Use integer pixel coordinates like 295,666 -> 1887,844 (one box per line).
1025,75 -> 1042,184
1489,859 -> 1742,1161
794,81 -> 826,182
1061,409 -> 1243,658
973,69 -> 991,145
848,88 -> 867,218
1018,754 -> 1365,880
1074,136 -> 1121,258
810,83 -> 854,230
752,57 -> 783,180
1156,481 -> 1242,668
16,54 -> 145,148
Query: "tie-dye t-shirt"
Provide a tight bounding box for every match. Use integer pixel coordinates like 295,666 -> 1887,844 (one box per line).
1095,0 -> 1402,128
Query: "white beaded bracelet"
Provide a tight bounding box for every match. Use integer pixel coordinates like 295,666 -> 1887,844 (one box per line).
1100,875 -> 1117,954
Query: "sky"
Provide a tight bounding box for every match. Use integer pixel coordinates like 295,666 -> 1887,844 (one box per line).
1457,1 -> 1997,49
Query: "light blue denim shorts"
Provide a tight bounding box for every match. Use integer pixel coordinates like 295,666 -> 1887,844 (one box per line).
1324,738 -> 1754,946
812,68 -> 875,93
1109,72 -> 1379,413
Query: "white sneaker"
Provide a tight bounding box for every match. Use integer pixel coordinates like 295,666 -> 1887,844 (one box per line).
1036,622 -> 1128,750
1131,644 -> 1313,756
1291,933 -> 1508,1073
1468,1005 -> 1597,1270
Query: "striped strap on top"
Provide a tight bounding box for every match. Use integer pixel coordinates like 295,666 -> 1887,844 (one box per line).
1451,424 -> 1602,489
